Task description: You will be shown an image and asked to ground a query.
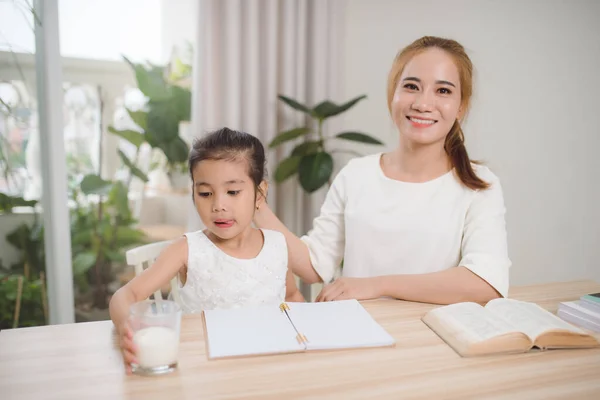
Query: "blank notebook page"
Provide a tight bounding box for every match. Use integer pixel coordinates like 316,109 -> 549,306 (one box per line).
204,304 -> 304,359
287,300 -> 395,350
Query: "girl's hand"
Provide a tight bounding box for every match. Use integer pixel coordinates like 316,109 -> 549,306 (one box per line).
118,323 -> 137,374
315,277 -> 381,302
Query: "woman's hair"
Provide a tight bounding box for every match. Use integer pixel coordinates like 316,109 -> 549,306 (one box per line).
387,36 -> 489,190
188,127 -> 267,198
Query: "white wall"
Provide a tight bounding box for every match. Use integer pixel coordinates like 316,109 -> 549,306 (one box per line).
342,0 -> 600,286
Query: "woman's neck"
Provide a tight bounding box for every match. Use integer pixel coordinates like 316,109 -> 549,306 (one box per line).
383,140 -> 451,183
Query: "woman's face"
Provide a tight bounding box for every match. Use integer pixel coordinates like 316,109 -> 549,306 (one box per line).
390,48 -> 463,147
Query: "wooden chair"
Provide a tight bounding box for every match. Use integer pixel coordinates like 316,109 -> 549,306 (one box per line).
125,240 -> 182,305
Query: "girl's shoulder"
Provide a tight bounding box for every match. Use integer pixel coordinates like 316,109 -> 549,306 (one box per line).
260,228 -> 287,250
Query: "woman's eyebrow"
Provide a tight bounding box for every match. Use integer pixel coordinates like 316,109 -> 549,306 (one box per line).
403,76 -> 456,87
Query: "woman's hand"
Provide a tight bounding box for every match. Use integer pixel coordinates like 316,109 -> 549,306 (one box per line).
117,322 -> 137,374
315,277 -> 381,302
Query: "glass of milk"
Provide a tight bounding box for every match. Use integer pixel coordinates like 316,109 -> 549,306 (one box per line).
129,300 -> 182,376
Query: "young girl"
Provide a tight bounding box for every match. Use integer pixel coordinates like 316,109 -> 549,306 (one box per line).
110,127 -> 304,372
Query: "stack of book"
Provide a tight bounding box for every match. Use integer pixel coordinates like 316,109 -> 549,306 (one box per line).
558,293 -> 600,333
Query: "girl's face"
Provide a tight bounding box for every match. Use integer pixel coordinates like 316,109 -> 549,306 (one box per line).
192,158 -> 265,240
390,48 -> 463,148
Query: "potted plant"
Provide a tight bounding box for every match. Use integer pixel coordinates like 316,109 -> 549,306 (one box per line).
270,95 -> 384,193
108,56 -> 192,191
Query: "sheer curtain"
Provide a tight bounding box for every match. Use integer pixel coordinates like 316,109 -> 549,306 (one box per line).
189,0 -> 346,241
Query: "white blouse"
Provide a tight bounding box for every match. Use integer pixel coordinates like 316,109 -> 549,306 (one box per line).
301,153 -> 511,297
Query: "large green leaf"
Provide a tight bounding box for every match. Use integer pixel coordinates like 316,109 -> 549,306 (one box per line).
312,95 -> 367,120
298,152 -> 333,193
158,137 -> 189,164
80,175 -> 112,195
274,156 -> 301,183
126,109 -> 148,131
146,101 -> 180,143
118,150 -> 149,182
335,131 -> 383,145
123,56 -> 171,101
0,193 -> 37,213
171,86 -> 192,121
72,251 -> 97,275
292,140 -> 322,157
107,127 -> 145,148
269,127 -> 310,148
108,181 -> 130,217
278,95 -> 313,115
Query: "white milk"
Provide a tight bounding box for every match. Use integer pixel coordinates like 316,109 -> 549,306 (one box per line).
133,326 -> 180,368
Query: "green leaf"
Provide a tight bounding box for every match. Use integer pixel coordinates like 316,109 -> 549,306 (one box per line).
335,131 -> 384,145
158,137 -> 189,164
278,95 -> 313,115
108,181 -> 130,217
115,227 -> 146,246
107,127 -> 145,148
312,95 -> 367,120
291,140 -> 322,157
146,101 -> 180,143
123,56 -> 171,101
80,175 -> 112,195
126,109 -> 148,131
104,250 -> 125,263
171,86 -> 192,121
72,231 -> 92,246
268,128 -> 311,148
118,150 -> 149,182
298,152 -> 333,193
72,252 -> 97,275
274,156 -> 301,183
0,193 -> 37,212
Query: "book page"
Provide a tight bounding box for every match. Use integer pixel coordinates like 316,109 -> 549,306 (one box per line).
425,302 -> 522,343
203,304 -> 304,359
485,298 -> 586,341
285,300 -> 395,351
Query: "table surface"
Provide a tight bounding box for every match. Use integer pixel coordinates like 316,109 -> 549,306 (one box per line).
1,280 -> 600,400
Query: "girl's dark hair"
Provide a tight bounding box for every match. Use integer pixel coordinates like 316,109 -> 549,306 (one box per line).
188,127 -> 267,197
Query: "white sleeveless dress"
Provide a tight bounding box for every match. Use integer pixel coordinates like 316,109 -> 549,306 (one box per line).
177,229 -> 288,313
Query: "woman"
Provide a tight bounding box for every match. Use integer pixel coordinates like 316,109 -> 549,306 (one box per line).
255,36 -> 510,304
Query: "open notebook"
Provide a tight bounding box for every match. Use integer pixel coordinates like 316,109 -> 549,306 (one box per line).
202,299 -> 396,359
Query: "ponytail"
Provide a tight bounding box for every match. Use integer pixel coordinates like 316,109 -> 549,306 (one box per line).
445,120 -> 489,190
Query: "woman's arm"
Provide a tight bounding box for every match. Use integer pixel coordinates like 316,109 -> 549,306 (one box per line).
378,267 -> 500,304
317,167 -> 510,305
254,205 -> 322,284
109,238 -> 188,329
316,268 -> 500,304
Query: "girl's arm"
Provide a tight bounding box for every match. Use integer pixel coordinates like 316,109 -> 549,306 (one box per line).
284,269 -> 305,302
109,238 -> 188,330
255,205 -> 321,284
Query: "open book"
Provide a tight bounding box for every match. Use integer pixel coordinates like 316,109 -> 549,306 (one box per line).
422,298 -> 600,357
202,299 -> 395,359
